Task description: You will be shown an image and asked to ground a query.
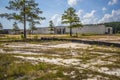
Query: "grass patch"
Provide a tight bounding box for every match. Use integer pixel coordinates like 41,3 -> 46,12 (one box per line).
0,54 -> 60,80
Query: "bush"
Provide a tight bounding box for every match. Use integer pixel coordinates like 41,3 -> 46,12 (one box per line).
0,54 -> 35,80
34,35 -> 38,40
56,70 -> 64,77
81,33 -> 97,36
21,34 -> 24,40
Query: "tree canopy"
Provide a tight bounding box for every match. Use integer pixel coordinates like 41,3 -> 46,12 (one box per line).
29,20 -> 37,34
61,7 -> 82,36
13,22 -> 19,31
49,20 -> 54,34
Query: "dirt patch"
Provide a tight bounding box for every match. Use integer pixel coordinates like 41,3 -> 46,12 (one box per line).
4,42 -> 91,49
48,43 -> 91,49
1,41 -> 120,79
15,56 -> 80,66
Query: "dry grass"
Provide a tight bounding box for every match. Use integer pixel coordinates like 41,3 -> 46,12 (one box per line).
1,34 -> 120,44
0,36 -> 120,80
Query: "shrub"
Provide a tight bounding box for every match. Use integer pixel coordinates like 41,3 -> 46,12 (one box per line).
56,70 -> 64,77
34,35 -> 38,40
21,34 -> 24,40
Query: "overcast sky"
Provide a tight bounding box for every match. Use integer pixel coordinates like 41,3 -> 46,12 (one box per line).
0,0 -> 120,29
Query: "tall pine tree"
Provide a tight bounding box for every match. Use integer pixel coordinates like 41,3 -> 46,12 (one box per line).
13,22 -> 20,34
62,7 -> 82,37
0,0 -> 45,38
49,20 -> 54,34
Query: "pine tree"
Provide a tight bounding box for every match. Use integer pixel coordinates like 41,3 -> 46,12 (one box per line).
49,20 -> 54,34
29,20 -> 36,34
13,22 -> 20,34
0,0 -> 45,38
62,7 -> 82,37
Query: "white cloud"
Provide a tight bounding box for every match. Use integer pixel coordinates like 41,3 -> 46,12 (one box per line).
51,14 -> 62,26
99,9 -> 120,23
83,10 -> 96,19
102,7 -> 107,11
50,10 -> 99,25
76,10 -> 84,17
67,0 -> 80,6
82,10 -> 98,24
82,18 -> 98,24
108,0 -> 118,5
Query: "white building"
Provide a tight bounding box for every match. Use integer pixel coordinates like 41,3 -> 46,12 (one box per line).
34,24 -> 113,34
65,24 -> 113,34
33,27 -> 50,34
105,27 -> 113,34
5,24 -> 112,35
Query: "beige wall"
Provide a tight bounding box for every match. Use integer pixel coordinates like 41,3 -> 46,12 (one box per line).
33,24 -> 112,34
33,28 -> 50,34
65,24 -> 106,34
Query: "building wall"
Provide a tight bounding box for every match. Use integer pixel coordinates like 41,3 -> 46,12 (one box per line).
33,24 -> 112,34
105,27 -> 113,34
65,24 -> 106,34
33,27 -> 50,34
0,27 -> 2,30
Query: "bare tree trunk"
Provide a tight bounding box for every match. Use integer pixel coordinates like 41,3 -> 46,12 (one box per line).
70,27 -> 72,36
32,30 -> 34,34
76,28 -> 78,37
70,23 -> 72,37
23,0 -> 26,39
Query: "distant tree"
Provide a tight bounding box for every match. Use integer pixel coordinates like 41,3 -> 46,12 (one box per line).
0,0 -> 45,39
62,7 -> 82,37
0,22 -> 3,30
29,20 -> 37,34
72,20 -> 83,37
13,22 -> 20,34
49,20 -> 54,34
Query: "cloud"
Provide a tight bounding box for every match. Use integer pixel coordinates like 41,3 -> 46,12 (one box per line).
67,0 -> 80,6
108,0 -> 118,5
51,14 -> 62,26
76,9 -> 84,17
50,10 -> 98,25
83,10 -> 96,19
81,10 -> 98,24
99,9 -> 120,23
82,18 -> 98,24
102,7 -> 107,11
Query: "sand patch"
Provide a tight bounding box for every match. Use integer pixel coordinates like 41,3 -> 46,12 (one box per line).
0,49 -> 4,53
99,68 -> 120,77
48,43 -> 91,49
4,42 -> 91,49
15,56 -> 80,66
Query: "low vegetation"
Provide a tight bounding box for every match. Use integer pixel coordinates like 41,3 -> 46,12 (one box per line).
0,39 -> 120,80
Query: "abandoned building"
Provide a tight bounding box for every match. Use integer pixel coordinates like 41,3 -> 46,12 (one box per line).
33,24 -> 113,34
1,24 -> 113,34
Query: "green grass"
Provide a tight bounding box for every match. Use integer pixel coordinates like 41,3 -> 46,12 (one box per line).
0,54 -> 75,80
0,54 -> 58,80
0,54 -> 34,79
